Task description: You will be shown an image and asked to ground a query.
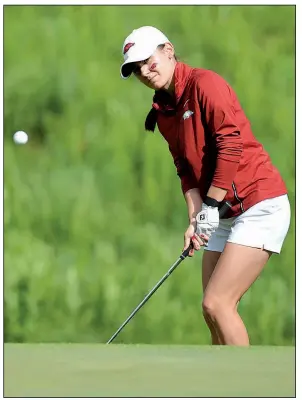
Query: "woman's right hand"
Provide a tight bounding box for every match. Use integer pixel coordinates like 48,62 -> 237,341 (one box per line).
183,221 -> 208,257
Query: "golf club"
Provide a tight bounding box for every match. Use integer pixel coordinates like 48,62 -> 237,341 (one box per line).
106,201 -> 232,344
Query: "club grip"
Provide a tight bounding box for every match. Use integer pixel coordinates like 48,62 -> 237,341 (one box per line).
181,201 -> 232,258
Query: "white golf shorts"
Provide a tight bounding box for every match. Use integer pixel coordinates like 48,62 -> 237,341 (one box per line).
205,195 -> 291,254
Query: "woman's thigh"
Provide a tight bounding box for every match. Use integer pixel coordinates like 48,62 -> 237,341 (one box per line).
202,250 -> 221,291
202,194 -> 290,302
204,242 -> 271,305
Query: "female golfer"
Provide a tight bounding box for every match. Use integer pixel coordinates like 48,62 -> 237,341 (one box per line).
120,26 -> 291,346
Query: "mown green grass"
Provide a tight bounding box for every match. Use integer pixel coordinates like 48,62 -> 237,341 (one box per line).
4,344 -> 295,397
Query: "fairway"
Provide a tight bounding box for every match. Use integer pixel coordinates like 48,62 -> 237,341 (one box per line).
4,344 -> 295,397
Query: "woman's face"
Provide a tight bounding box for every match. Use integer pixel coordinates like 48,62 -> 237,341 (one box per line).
133,43 -> 176,91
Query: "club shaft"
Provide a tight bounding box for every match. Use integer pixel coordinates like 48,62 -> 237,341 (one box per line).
106,255 -> 184,344
106,201 -> 232,344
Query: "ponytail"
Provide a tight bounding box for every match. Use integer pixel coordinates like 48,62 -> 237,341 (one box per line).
145,108 -> 158,132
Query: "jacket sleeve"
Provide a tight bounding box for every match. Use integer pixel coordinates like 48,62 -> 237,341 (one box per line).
197,71 -> 243,191
168,145 -> 198,195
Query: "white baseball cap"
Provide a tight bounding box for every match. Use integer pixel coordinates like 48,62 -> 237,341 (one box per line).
120,26 -> 170,79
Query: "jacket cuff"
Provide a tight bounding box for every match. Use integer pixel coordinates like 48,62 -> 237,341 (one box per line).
212,158 -> 240,190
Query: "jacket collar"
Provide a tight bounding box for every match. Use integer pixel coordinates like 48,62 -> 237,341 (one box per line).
152,62 -> 193,113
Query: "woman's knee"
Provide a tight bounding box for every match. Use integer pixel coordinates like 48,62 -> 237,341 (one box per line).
202,295 -> 219,320
202,294 -> 235,321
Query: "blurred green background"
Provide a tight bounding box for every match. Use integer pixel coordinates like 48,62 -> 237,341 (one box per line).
4,5 -> 295,345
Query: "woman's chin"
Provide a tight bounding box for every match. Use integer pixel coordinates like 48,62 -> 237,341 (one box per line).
149,80 -> 165,90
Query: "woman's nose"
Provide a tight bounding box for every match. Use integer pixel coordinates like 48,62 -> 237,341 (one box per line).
140,64 -> 150,78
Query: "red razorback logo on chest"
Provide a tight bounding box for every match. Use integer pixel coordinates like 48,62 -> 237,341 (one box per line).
123,42 -> 135,54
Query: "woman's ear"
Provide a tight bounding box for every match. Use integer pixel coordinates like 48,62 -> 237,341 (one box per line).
163,42 -> 175,59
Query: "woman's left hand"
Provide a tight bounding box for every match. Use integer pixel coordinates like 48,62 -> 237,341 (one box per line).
195,204 -> 220,242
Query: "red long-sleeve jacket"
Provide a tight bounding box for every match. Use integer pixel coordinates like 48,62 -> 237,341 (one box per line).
148,62 -> 287,218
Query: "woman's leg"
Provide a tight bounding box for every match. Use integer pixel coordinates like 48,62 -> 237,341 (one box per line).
202,243 -> 271,346
201,250 -> 222,344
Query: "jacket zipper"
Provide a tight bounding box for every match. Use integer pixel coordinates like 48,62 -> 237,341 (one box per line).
232,182 -> 245,213
176,108 -> 182,155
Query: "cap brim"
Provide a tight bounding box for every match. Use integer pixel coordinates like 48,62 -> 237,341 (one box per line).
120,46 -> 157,79
120,62 -> 135,79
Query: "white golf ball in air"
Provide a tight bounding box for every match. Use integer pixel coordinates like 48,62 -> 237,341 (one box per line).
13,131 -> 28,145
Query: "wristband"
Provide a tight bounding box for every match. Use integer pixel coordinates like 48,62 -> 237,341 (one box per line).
204,196 -> 221,208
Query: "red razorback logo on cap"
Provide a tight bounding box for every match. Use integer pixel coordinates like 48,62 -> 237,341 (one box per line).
123,42 -> 135,54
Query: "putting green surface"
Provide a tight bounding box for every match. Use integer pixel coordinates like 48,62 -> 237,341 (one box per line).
4,344 -> 295,397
